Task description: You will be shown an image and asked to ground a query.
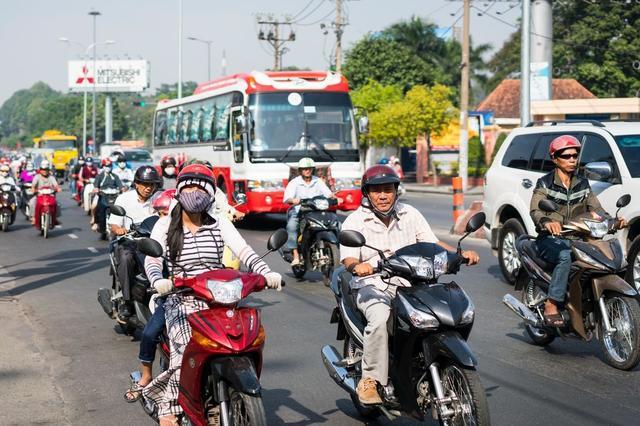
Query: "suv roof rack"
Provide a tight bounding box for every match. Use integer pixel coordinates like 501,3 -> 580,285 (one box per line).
525,119 -> 605,128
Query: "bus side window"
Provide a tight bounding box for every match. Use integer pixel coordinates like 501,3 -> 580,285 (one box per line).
202,104 -> 214,141
215,105 -> 231,144
154,110 -> 167,146
190,108 -> 203,143
167,109 -> 178,145
231,109 -> 244,162
175,110 -> 184,144
181,110 -> 192,144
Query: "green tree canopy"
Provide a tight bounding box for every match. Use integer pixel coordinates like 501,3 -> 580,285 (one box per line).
350,79 -> 403,114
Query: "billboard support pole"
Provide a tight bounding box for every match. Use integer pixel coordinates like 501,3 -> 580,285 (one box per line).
82,89 -> 87,156
105,95 -> 112,145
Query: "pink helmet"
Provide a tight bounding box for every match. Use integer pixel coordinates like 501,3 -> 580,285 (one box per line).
153,189 -> 176,215
549,135 -> 581,157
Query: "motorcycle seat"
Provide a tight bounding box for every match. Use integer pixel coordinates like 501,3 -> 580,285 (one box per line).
517,238 -> 556,273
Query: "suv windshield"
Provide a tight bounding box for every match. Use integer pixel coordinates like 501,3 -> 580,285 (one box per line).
614,135 -> 640,177
124,151 -> 152,162
248,92 -> 359,162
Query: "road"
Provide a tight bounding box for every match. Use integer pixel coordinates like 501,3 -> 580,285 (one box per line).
1,190 -> 639,425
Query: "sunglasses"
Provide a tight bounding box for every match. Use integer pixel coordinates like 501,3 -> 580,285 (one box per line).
556,153 -> 579,160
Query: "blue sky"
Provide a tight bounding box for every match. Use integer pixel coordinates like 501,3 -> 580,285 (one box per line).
0,0 -> 521,104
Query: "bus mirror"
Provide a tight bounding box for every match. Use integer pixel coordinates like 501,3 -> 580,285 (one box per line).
358,116 -> 369,135
235,114 -> 247,134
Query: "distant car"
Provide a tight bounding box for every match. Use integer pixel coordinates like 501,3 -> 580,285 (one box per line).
483,120 -> 640,289
121,149 -> 153,171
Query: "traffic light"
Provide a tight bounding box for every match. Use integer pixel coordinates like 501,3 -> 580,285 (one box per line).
133,100 -> 146,107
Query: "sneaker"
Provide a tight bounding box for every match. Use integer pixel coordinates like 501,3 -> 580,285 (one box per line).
290,258 -> 301,267
356,377 -> 382,405
91,223 -> 99,232
118,303 -> 133,319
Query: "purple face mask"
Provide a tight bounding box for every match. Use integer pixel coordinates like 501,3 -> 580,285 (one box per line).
179,190 -> 211,213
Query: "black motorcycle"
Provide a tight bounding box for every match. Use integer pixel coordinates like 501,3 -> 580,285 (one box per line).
321,213 -> 490,425
20,182 -> 34,220
96,187 -> 120,240
284,196 -> 341,285
97,204 -> 159,335
0,183 -> 17,232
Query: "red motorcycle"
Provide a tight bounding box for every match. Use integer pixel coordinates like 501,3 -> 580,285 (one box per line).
34,186 -> 57,238
133,229 -> 287,426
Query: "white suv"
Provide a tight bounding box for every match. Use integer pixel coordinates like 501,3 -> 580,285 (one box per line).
483,120 -> 640,289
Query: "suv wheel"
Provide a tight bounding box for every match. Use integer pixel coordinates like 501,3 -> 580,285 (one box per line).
625,236 -> 640,291
498,218 -> 525,284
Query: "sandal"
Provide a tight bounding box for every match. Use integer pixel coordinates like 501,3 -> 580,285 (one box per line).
544,312 -> 564,327
123,382 -> 144,403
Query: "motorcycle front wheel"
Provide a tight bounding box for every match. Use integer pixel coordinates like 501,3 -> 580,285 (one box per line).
599,295 -> 640,370
1,215 -> 7,232
227,388 -> 267,426
439,363 -> 490,426
41,214 -> 49,238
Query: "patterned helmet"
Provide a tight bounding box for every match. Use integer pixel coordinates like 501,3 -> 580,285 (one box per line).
549,135 -> 581,157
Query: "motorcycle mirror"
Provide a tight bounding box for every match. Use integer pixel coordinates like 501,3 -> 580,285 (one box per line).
616,194 -> 631,209
465,212 -> 486,233
267,229 -> 288,251
136,237 -> 164,258
538,199 -> 558,213
110,205 -> 126,216
339,230 -> 366,247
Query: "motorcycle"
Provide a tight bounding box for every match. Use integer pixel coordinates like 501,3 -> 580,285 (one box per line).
503,194 -> 640,370
283,196 -> 341,285
321,213 -> 490,424
34,186 -> 57,238
97,205 -> 159,335
20,182 -> 34,220
96,187 -> 120,240
131,228 -> 288,425
83,177 -> 96,215
0,183 -> 17,232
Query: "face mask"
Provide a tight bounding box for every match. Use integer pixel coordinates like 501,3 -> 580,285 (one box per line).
179,190 -> 211,213
164,167 -> 176,176
118,162 -> 126,169
0,172 -> 8,177
104,166 -> 112,173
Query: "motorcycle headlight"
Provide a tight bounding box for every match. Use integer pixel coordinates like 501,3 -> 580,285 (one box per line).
206,279 -> 243,304
402,255 -> 433,279
433,251 -> 448,278
584,219 -> 608,239
314,198 -> 329,210
398,293 -> 439,329
460,298 -> 475,325
574,247 -> 606,270
1,184 -> 11,192
247,179 -> 284,192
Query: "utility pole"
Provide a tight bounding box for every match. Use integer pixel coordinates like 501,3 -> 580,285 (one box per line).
334,0 -> 345,73
459,0 -> 470,192
89,9 -> 100,148
178,0 -> 183,98
530,0 -> 552,101
257,16 -> 295,70
520,0 -> 532,125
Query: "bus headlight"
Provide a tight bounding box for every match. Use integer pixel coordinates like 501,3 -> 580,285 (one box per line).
334,178 -> 361,190
247,179 -> 284,192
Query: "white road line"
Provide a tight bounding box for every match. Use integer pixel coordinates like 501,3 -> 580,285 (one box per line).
87,247 -> 98,253
68,234 -> 78,239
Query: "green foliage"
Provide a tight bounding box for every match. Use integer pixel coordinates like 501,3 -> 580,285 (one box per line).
486,3 -> 640,97
155,81 -> 197,100
491,133 -> 508,164
350,80 -> 403,113
468,136 -> 485,176
368,84 -> 456,147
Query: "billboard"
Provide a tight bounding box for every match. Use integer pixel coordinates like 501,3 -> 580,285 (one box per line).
67,60 -> 149,93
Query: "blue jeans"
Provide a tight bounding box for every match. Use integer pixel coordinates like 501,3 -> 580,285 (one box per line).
286,208 -> 300,251
138,298 -> 166,363
536,235 -> 572,303
69,179 -> 76,195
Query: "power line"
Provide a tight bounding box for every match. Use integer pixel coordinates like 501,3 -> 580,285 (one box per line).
291,0 -> 317,20
296,8 -> 334,26
291,0 -> 326,23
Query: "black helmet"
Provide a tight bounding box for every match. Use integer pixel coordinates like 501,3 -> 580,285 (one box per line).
161,156 -> 177,168
361,165 -> 400,218
78,155 -> 85,162
134,165 -> 160,184
116,154 -> 126,163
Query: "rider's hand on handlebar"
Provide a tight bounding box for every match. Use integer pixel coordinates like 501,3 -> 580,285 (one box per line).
544,221 -> 563,236
461,250 -> 480,265
290,198 -> 301,206
616,217 -> 628,230
264,272 -> 283,291
112,225 -> 128,236
353,262 -> 374,277
153,278 -> 174,295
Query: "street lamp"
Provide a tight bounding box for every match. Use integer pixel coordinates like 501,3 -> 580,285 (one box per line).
187,36 -> 214,81
59,37 -> 115,156
89,9 -> 101,148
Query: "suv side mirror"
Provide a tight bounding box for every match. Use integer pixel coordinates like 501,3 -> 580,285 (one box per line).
339,230 -> 366,247
584,162 -> 612,181
538,199 -> 558,213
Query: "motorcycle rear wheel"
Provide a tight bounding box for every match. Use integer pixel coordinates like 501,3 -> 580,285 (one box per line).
227,387 -> 267,426
343,335 -> 381,421
521,280 -> 555,346
599,295 -> 640,370
1,218 -> 7,232
439,363 -> 490,426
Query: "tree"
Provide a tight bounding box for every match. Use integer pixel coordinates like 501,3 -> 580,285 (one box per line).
485,3 -> 640,97
155,81 -> 198,100
342,36 -> 442,92
350,79 -> 403,114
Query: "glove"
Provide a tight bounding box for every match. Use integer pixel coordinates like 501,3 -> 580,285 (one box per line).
153,278 -> 174,295
264,272 -> 282,291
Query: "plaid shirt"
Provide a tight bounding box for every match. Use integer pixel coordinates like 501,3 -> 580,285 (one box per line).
340,203 -> 438,289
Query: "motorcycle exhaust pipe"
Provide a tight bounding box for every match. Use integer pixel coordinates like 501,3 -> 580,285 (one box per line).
321,345 -> 356,394
502,294 -> 542,327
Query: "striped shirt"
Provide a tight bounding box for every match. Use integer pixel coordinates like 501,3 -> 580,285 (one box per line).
145,213 -> 270,284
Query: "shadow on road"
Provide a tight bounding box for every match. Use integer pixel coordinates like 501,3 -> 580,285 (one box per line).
238,214 -> 285,231
263,387 -> 329,425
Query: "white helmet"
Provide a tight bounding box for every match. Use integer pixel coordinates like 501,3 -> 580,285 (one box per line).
40,160 -> 51,170
297,157 -> 315,169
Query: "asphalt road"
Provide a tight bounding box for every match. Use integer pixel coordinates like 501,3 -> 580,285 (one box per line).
1,190 -> 639,425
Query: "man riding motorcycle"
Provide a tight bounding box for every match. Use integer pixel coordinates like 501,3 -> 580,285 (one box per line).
339,164 -> 479,405
92,158 -> 125,232
159,156 -> 178,189
283,157 -> 336,266
113,154 -> 134,186
530,134 -> 626,326
77,156 -> 98,204
70,156 -> 85,198
29,161 -> 61,225
108,165 -> 160,320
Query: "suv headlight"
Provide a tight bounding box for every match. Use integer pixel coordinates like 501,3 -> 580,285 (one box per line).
584,219 -> 608,239
398,293 -> 439,329
207,279 -> 243,304
247,179 -> 284,192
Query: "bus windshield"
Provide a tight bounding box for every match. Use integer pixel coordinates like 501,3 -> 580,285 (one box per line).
248,92 -> 359,162
40,139 -> 76,150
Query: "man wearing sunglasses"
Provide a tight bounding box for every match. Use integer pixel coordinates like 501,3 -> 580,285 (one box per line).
530,135 -> 626,326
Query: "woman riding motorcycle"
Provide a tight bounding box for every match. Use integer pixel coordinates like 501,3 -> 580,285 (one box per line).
140,164 -> 282,425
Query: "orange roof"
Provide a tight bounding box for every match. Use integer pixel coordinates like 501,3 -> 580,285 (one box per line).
476,79 -> 596,118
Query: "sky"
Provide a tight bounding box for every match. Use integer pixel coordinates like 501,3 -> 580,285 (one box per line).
0,0 -> 521,105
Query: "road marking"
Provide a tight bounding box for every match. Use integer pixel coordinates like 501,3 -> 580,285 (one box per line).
68,234 -> 78,239
87,247 -> 98,253
55,225 -> 62,229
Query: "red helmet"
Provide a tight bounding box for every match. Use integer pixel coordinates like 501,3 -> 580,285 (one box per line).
101,158 -> 113,167
161,156 -> 177,168
361,165 -> 400,195
177,163 -> 215,186
549,135 -> 581,157
153,189 -> 176,215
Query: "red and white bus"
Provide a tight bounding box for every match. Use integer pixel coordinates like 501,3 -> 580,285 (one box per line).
151,70 -> 363,214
